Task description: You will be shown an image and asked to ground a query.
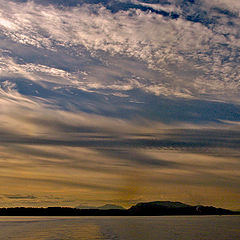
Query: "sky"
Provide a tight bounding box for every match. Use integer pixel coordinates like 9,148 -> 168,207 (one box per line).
0,0 -> 240,210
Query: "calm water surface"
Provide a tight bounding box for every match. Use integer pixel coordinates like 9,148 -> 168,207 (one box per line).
0,215 -> 239,240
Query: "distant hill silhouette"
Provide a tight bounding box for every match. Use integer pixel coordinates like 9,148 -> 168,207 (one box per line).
75,205 -> 97,210
98,204 -> 125,210
0,201 -> 238,216
76,204 -> 125,210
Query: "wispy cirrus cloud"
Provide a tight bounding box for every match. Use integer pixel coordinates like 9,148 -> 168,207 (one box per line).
0,86 -> 240,208
0,0 -> 240,209
0,0 -> 240,101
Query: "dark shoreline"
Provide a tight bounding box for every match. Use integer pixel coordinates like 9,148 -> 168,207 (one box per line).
0,207 -> 239,216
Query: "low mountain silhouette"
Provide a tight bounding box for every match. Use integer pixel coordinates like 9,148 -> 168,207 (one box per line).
76,204 -> 125,210
98,204 -> 125,210
75,205 -> 97,210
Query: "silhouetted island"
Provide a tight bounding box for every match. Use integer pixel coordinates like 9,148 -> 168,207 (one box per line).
0,201 -> 238,216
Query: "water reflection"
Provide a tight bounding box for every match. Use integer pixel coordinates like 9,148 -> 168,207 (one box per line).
0,218 -> 105,240
21,223 -> 105,240
0,216 -> 240,240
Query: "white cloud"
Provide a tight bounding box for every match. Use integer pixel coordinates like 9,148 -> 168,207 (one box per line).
0,0 -> 240,101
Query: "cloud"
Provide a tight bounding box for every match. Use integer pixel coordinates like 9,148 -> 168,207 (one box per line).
1,0 -> 240,209
0,90 -> 240,194
0,0 -> 240,102
4,194 -> 37,199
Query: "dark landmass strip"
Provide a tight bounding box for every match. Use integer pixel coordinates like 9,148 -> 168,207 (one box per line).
0,201 -> 239,216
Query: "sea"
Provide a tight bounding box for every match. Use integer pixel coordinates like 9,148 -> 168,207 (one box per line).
0,215 -> 239,240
